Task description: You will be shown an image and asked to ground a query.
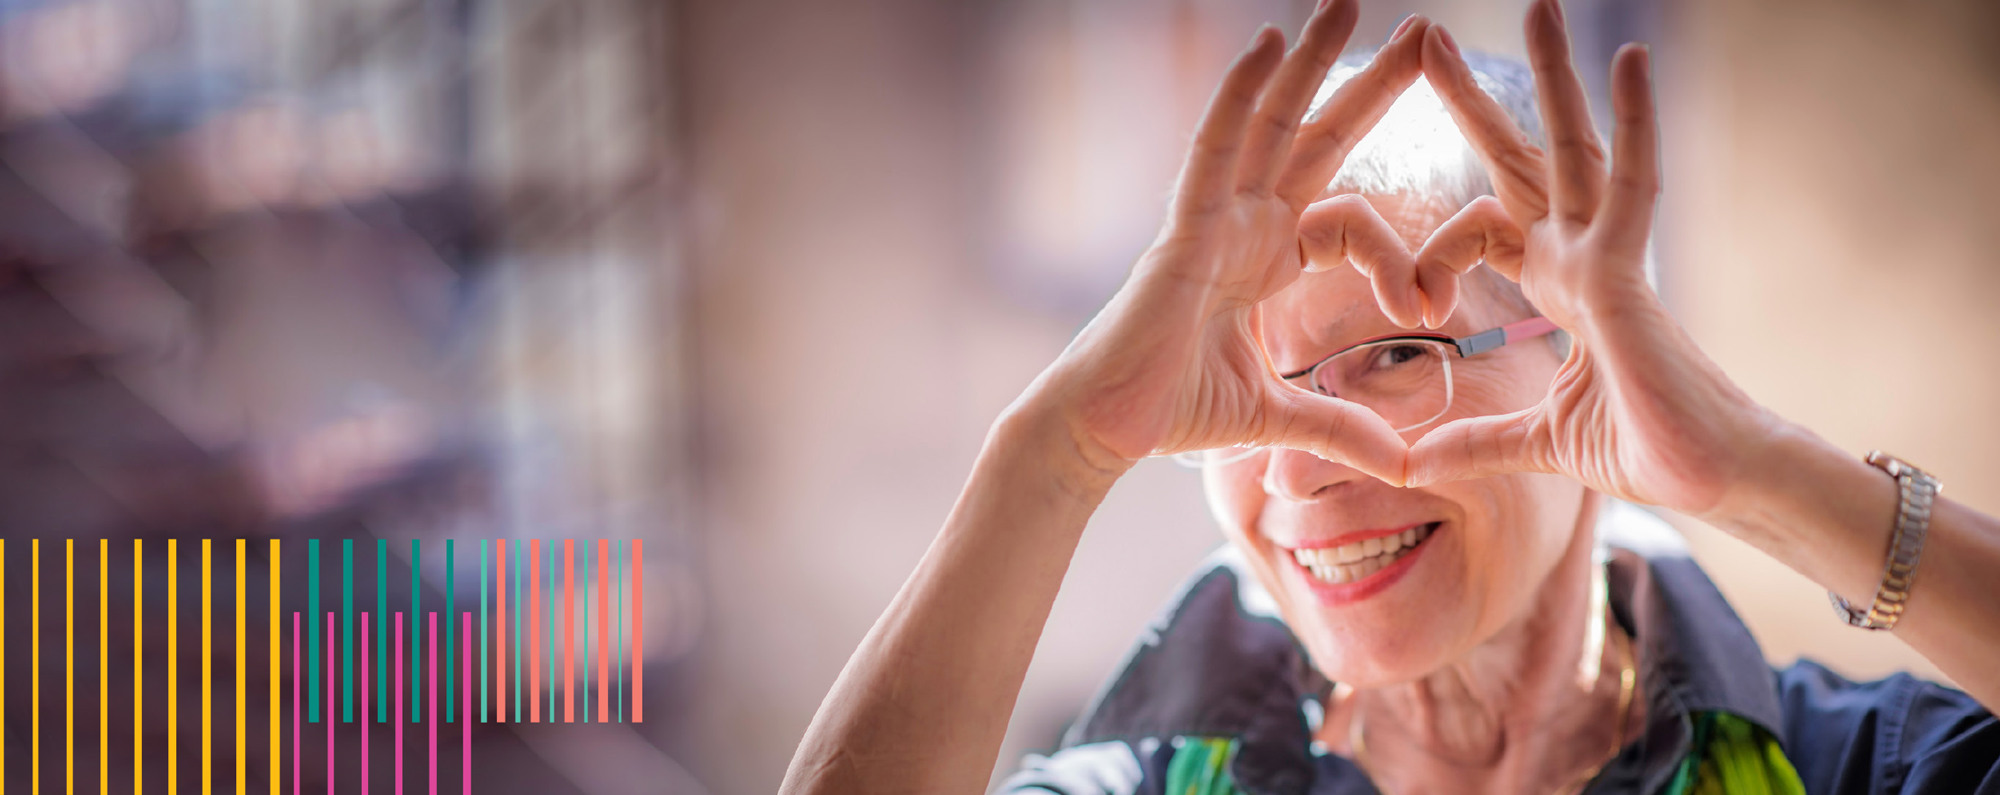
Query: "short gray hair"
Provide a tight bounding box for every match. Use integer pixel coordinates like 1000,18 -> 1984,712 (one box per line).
1308,52 -> 1572,351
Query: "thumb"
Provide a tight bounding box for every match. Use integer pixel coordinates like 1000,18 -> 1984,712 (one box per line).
1405,406 -> 1551,487
1260,385 -> 1410,487
1298,194 -> 1423,329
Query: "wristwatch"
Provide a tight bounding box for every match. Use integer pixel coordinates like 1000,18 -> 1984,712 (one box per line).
1829,451 -> 1941,630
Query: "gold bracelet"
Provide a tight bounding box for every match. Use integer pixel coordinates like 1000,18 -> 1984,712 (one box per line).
1829,451 -> 1941,631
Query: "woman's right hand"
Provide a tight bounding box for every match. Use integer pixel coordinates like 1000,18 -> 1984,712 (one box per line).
1016,0 -> 1428,486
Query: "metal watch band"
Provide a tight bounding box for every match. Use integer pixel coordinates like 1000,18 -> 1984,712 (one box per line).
1829,451 -> 1942,630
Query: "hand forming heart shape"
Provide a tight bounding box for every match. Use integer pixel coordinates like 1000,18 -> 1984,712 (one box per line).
1031,0 -> 1771,519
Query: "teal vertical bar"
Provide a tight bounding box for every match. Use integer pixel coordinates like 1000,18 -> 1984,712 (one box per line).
479,539 -> 490,722
546,539 -> 558,720
376,539 -> 386,719
513,543 -> 524,722
616,538 -> 625,723
445,539 -> 456,722
374,539 -> 388,722
342,539 -> 354,722
410,538 -> 422,722
307,539 -> 321,722
582,540 -> 593,724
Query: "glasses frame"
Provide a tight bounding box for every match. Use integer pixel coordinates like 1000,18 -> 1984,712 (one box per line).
1187,316 -> 1560,468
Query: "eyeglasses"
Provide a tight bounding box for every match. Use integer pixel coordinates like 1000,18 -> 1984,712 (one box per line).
1190,317 -> 1559,468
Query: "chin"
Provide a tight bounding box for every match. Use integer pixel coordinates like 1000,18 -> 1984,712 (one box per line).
1249,518 -> 1481,686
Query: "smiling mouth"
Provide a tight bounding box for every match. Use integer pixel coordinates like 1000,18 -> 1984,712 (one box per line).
1290,522 -> 1440,585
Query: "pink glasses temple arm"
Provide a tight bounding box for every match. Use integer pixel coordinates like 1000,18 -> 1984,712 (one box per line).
1454,316 -> 1561,357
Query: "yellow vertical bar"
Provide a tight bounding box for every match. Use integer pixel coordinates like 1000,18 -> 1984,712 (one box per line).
34,539 -> 41,795
201,540 -> 212,795
268,539 -> 280,795
133,539 -> 143,795
66,539 -> 75,795
168,539 -> 177,795
235,539 -> 246,795
99,540 -> 108,795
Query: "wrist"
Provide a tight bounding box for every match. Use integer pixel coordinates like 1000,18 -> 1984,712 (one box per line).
1699,421 -> 1898,603
987,395 -> 1133,506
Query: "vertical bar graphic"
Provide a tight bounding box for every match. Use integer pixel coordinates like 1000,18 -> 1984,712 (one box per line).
100,540 -> 109,791
477,540 -> 488,723
269,540 -> 281,795
237,539 -> 248,795
205,535 -> 215,791
495,540 -> 507,725
170,539 -> 178,793
563,539 -> 575,722
375,541 -> 388,723
394,614 -> 404,795
616,539 -> 625,723
66,539 -> 75,795
131,540 -> 140,795
546,542 -> 557,722
444,540 -> 454,722
291,614 -> 300,795
461,613 -> 472,795
362,614 -> 371,795
324,614 -> 334,795
633,539 -> 644,722
512,540 -> 523,723
427,613 -> 437,795
528,541 -> 541,723
598,538 -> 610,721
343,540 -> 354,723
581,541 -> 591,723
32,539 -> 40,795
306,540 -> 319,724
410,541 -> 421,724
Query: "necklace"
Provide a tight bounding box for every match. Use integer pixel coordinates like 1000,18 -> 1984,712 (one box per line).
1348,624 -> 1636,795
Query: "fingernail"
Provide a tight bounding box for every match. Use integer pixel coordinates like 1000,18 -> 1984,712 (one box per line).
1390,13 -> 1417,40
1438,25 -> 1461,56
1317,0 -> 1334,11
1550,0 -> 1568,28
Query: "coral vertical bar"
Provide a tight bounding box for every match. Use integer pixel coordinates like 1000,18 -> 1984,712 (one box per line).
563,540 -> 574,723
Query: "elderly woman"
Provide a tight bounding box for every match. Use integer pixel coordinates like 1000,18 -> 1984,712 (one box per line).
780,1 -> 2000,793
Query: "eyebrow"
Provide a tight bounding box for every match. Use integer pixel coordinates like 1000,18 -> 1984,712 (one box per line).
1273,301 -> 1370,373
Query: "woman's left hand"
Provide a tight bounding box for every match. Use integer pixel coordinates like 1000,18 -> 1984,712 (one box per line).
1399,0 -> 1780,519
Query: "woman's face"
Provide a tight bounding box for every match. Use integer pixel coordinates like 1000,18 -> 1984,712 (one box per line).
1203,194 -> 1585,687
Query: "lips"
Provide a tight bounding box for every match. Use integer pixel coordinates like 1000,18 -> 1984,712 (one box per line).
1283,521 -> 1442,605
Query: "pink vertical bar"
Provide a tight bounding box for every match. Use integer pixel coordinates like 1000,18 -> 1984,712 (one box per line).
632,539 -> 643,723
293,613 -> 302,795
395,613 -> 405,795
363,613 -> 371,795
461,613 -> 472,794
597,538 -> 609,720
428,612 -> 438,795
326,613 -> 337,795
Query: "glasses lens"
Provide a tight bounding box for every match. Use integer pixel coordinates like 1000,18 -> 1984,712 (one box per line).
1314,339 -> 1452,432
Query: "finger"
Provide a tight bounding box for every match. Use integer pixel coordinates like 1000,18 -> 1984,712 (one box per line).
1298,194 -> 1423,328
1419,25 -> 1550,222
1404,406 -> 1551,487
1238,0 -> 1361,197
1273,16 -> 1430,207
1262,387 -> 1410,487
1599,43 -> 1659,257
1173,26 -> 1287,216
1411,196 -> 1526,327
1525,0 -> 1607,224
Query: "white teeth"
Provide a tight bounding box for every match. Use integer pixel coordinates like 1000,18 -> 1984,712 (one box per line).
1293,523 -> 1437,585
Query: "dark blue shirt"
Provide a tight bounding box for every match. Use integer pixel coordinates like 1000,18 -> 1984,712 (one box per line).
998,502 -> 1998,795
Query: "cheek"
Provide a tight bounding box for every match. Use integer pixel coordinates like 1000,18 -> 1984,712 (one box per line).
1202,459 -> 1268,542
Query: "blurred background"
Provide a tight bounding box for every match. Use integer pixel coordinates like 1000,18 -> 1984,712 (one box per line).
1,0 -> 1996,792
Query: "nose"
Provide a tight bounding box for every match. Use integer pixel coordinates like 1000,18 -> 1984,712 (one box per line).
1263,446 -> 1370,502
